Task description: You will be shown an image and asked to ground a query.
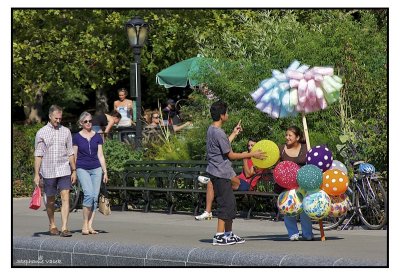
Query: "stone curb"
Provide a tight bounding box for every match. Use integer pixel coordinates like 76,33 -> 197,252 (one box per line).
12,236 -> 386,267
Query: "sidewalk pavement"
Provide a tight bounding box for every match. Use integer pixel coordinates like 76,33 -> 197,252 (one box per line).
12,198 -> 388,266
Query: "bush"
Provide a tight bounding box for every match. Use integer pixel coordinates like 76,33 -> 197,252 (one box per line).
12,123 -> 44,197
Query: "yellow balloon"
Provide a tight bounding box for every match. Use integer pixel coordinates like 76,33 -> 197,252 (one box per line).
251,140 -> 280,169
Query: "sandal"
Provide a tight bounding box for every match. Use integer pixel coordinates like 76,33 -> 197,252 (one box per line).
59,229 -> 73,237
49,227 -> 60,236
88,228 -> 99,234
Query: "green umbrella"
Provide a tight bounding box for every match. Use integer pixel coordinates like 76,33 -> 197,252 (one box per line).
156,56 -> 204,88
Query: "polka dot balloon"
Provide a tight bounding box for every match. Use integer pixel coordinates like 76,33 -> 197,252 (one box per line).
329,160 -> 348,175
306,145 -> 333,172
273,161 -> 300,189
296,164 -> 323,191
303,190 -> 331,220
321,169 -> 349,196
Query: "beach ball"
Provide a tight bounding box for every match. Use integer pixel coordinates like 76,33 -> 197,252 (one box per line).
328,194 -> 351,218
296,164 -> 323,191
273,161 -> 300,189
251,140 -> 280,169
306,145 -> 333,172
321,169 -> 349,196
277,189 -> 304,217
303,190 -> 331,220
329,160 -> 348,175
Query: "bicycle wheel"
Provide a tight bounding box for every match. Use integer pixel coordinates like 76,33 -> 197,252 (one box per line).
311,215 -> 347,231
69,183 -> 81,211
356,177 -> 387,230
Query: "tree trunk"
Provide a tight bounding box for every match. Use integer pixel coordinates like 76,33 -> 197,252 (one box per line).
95,88 -> 109,115
24,87 -> 43,124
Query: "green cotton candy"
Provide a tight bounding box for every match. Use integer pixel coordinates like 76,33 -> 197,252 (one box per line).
324,90 -> 340,104
332,75 -> 343,83
325,76 -> 343,91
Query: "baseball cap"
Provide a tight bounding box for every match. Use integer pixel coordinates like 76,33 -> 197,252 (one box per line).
167,99 -> 175,105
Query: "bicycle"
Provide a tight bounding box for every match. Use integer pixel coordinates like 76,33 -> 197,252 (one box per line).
42,180 -> 81,212
312,161 -> 387,231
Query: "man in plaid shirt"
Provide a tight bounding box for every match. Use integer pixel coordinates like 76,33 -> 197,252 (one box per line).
34,105 -> 77,237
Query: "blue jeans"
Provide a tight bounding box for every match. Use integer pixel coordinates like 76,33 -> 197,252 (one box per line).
76,167 -> 102,211
284,211 -> 313,239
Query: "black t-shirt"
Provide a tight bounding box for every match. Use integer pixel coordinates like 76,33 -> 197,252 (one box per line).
92,113 -> 108,127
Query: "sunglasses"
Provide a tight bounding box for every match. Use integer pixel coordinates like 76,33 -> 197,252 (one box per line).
152,116 -> 160,119
83,120 -> 92,124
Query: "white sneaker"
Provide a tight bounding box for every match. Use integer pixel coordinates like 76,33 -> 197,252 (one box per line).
289,233 -> 299,241
198,176 -> 210,184
195,211 -> 212,220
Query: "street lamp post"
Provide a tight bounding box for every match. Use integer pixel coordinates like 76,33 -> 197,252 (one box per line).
125,16 -> 149,149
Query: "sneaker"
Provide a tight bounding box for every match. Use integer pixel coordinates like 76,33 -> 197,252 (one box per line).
195,211 -> 212,220
230,233 -> 245,244
213,234 -> 236,246
289,233 -> 299,241
302,236 -> 314,241
198,176 -> 210,184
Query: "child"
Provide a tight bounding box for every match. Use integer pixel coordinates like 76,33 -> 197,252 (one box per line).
205,100 -> 265,245
196,137 -> 264,220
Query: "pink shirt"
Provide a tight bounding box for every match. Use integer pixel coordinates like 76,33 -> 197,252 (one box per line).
34,122 -> 74,178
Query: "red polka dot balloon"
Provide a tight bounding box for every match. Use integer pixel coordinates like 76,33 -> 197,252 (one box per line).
273,161 -> 300,189
306,145 -> 333,172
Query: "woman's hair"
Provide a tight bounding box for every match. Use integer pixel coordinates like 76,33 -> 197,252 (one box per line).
287,126 -> 306,144
77,111 -> 92,127
109,110 -> 122,119
210,100 -> 228,121
248,137 -> 258,144
117,88 -> 128,96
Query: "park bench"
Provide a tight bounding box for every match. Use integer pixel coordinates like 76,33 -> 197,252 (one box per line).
107,160 -> 278,219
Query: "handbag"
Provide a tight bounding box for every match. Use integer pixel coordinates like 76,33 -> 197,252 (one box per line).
29,186 -> 42,210
98,185 -> 111,216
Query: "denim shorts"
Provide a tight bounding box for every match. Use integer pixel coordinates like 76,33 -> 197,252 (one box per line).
237,179 -> 250,191
43,175 -> 72,197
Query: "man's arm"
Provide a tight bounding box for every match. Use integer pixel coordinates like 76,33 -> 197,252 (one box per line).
34,156 -> 43,186
68,154 -> 77,184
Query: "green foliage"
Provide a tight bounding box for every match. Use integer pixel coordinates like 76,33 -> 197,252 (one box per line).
191,9 -> 387,172
103,139 -> 143,172
12,123 -> 44,197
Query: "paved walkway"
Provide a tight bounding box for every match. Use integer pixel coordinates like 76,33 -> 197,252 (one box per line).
12,197 -> 387,265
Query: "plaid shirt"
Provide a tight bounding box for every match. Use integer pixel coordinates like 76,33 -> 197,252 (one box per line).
34,122 -> 74,178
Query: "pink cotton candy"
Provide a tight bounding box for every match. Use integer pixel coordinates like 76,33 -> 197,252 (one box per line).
289,79 -> 299,88
313,67 -> 334,76
285,70 -> 304,80
317,96 -> 328,110
314,74 -> 324,82
304,69 -> 314,80
315,86 -> 324,99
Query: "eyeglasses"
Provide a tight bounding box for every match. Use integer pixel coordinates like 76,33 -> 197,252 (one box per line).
83,120 -> 92,124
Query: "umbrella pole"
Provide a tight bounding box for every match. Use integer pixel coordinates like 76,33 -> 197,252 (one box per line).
302,113 -> 326,242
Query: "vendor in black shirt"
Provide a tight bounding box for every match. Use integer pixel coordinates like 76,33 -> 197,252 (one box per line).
92,110 -> 121,139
